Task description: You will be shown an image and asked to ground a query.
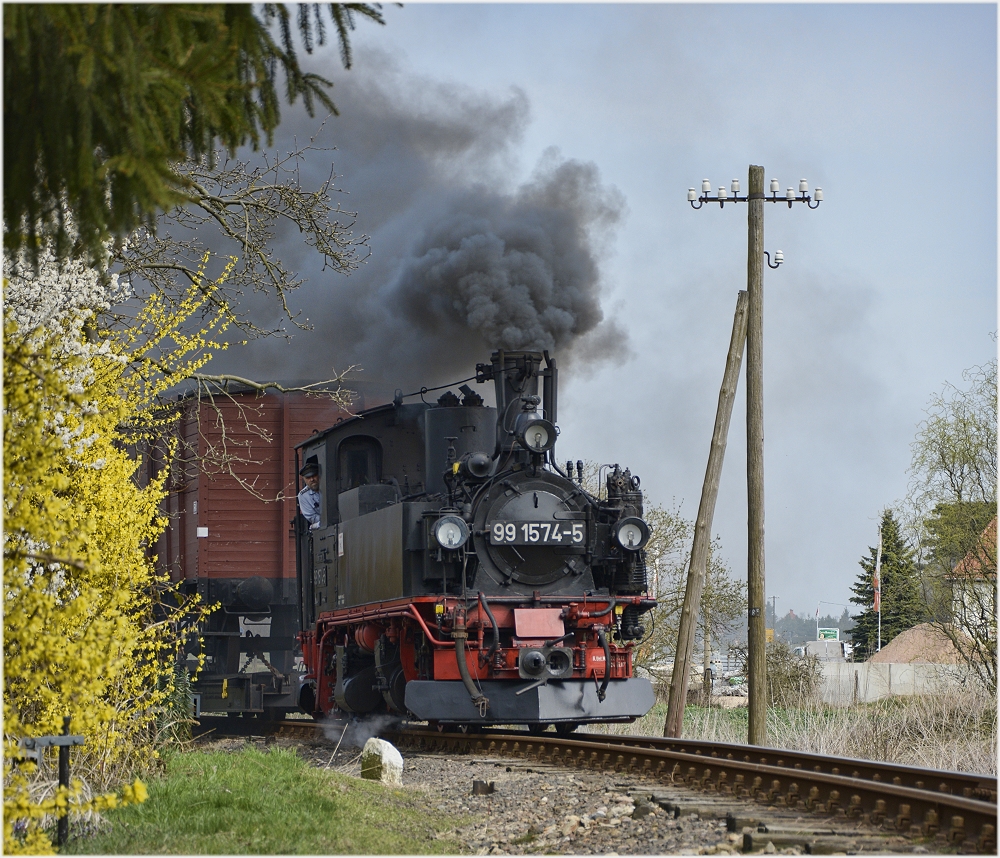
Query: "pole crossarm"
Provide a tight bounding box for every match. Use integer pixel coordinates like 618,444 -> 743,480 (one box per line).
689,191 -> 821,209
689,177 -> 822,210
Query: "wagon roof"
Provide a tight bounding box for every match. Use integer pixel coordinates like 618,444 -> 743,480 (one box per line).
294,401 -> 406,449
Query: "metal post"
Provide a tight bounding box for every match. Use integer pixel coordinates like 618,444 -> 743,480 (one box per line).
57,716 -> 70,847
875,522 -> 883,652
746,164 -> 767,746
702,565 -> 712,704
664,291 -> 748,737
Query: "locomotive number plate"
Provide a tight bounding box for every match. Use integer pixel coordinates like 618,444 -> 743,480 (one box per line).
489,521 -> 585,545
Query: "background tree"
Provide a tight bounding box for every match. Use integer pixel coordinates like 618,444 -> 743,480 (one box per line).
849,509 -> 924,661
634,511 -> 740,675
907,358 -> 997,513
574,464 -> 746,685
728,640 -> 823,706
108,141 -> 367,340
902,356 -> 997,692
774,608 -> 852,647
4,3 -> 385,267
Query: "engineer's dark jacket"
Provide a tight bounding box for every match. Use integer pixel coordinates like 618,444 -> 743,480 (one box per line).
298,485 -> 321,528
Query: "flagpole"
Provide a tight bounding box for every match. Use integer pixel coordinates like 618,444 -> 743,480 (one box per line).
874,522 -> 883,652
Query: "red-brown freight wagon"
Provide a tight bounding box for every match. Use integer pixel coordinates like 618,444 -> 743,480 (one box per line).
152,384 -> 391,717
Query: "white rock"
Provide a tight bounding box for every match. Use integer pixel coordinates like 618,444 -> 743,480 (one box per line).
360,737 -> 404,786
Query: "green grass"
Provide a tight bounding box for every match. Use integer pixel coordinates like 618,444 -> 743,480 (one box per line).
65,745 -> 468,855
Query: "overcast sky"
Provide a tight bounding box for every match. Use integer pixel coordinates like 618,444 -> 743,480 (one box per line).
214,3 -> 996,622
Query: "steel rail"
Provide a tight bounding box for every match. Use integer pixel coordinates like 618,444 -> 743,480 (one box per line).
562,731 -> 997,803
396,728 -> 997,853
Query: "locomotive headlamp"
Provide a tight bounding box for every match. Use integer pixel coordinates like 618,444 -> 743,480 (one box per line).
615,517 -> 650,551
433,515 -> 469,549
514,414 -> 556,454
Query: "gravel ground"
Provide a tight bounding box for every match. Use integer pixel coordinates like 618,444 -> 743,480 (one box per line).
196,725 -> 938,855
298,739 -> 739,855
279,729 -> 927,856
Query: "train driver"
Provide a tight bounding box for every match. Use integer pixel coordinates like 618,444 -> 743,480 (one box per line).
298,462 -> 322,529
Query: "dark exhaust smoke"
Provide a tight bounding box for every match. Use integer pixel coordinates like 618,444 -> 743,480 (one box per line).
210,48 -> 630,393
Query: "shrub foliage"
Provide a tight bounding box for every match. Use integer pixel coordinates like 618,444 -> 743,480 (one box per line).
3,249 -> 233,852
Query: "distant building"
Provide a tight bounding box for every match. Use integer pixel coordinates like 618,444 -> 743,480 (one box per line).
793,639 -> 852,662
947,517 -> 996,642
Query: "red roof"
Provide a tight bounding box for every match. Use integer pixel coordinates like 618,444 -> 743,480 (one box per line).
950,517 -> 997,579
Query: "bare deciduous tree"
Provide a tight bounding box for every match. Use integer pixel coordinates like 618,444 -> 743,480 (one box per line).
110,137 -> 368,340
576,462 -> 746,686
904,357 -> 997,694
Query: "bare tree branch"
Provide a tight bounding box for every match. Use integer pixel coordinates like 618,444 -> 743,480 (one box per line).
107,133 -> 369,341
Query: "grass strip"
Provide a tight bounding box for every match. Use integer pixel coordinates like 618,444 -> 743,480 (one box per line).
65,745 -> 469,855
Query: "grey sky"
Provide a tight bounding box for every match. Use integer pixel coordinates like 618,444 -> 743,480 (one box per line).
214,3 -> 996,621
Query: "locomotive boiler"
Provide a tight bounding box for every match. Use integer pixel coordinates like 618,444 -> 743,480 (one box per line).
295,350 -> 656,730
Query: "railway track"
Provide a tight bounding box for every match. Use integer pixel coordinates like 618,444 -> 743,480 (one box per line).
193,717 -> 997,853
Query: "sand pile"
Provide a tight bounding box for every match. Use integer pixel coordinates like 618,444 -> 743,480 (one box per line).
869,622 -> 963,664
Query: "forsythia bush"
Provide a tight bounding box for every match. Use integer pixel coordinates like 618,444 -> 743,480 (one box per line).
3,250 -> 236,852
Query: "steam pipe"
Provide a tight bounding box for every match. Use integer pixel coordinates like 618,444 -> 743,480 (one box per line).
478,591 -> 500,664
543,352 -> 557,464
452,613 -> 489,716
596,628 -> 611,702
404,605 -> 454,647
577,597 -> 616,619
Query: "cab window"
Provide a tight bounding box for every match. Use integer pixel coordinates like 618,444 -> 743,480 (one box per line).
337,436 -> 382,492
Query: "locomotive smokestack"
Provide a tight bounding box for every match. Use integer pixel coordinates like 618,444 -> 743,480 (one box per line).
491,350 -> 542,417
481,350 -> 558,461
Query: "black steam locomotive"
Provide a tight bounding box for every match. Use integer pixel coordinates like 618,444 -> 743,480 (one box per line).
295,350 -> 656,730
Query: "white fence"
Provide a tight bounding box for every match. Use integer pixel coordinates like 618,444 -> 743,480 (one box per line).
820,662 -> 970,706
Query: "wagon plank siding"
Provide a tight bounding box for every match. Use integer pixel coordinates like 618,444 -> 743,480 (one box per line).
157,391 -> 364,588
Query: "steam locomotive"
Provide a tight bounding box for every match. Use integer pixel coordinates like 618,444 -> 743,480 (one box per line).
294,350 -> 656,730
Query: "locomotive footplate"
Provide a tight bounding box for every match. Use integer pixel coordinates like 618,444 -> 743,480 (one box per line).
404,677 -> 654,725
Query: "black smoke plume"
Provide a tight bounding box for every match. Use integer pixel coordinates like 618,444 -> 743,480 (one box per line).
210,49 -> 630,393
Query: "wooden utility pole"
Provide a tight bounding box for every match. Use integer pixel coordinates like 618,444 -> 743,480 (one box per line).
664,290 -> 748,737
746,164 -> 767,746
687,166 -> 821,746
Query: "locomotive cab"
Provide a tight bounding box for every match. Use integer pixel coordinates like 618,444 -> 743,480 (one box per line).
295,350 -> 656,729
